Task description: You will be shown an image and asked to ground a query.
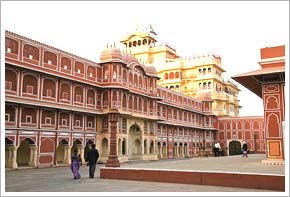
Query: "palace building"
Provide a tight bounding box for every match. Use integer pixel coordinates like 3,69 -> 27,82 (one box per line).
120,26 -> 241,116
5,28 -> 276,169
5,30 -> 217,168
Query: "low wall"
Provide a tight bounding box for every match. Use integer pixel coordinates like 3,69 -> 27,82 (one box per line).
100,167 -> 284,191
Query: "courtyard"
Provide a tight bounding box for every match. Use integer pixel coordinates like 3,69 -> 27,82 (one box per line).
5,154 -> 284,193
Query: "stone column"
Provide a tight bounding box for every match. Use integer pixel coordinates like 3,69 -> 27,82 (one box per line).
28,146 -> 37,167
106,112 -> 120,167
262,83 -> 285,165
6,146 -> 18,169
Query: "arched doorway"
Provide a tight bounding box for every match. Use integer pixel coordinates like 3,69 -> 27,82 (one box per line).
179,143 -> 183,158
184,143 -> 188,157
157,142 -> 161,158
16,138 -> 35,167
173,143 -> 178,158
101,138 -> 109,156
162,142 -> 167,158
149,141 -> 154,154
128,124 -> 142,160
71,139 -> 82,154
144,139 -> 147,154
56,139 -> 69,164
122,138 -> 126,155
229,141 -> 242,156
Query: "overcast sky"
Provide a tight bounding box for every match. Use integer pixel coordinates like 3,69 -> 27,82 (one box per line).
2,1 -> 289,116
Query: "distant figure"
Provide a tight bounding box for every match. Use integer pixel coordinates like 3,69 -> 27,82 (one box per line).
242,141 -> 248,158
214,142 -> 220,157
217,142 -> 221,157
70,150 -> 81,179
85,144 -> 99,178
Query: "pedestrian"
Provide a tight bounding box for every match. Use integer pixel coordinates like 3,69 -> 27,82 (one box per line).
216,142 -> 221,157
214,142 -> 219,157
85,144 -> 99,178
70,149 -> 81,179
242,141 -> 248,158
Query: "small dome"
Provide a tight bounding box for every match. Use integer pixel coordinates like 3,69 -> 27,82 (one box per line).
146,65 -> 157,75
100,47 -> 123,63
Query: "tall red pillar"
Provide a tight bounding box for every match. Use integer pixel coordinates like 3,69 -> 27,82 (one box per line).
262,83 -> 285,165
106,111 -> 120,167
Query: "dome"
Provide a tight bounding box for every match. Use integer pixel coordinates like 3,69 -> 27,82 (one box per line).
146,65 -> 157,75
100,46 -> 123,63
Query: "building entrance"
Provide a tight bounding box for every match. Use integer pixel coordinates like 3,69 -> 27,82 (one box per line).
128,124 -> 142,160
229,141 -> 242,156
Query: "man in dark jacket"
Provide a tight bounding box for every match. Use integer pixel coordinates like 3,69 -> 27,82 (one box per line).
85,144 -> 99,178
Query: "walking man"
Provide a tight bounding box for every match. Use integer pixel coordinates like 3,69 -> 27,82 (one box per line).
85,144 -> 99,178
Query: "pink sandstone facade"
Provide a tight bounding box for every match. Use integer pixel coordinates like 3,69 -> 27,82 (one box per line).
5,30 -> 273,169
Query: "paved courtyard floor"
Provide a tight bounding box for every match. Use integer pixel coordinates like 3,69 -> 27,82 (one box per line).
4,154 -> 285,193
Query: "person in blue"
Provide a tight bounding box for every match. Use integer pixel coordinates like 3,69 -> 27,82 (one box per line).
85,144 -> 99,178
70,150 -> 82,179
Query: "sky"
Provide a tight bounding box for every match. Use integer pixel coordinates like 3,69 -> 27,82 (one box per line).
1,1 -> 289,116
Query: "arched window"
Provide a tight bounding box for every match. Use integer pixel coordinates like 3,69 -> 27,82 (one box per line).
139,75 -> 142,88
103,67 -> 109,80
175,72 -> 179,79
134,97 -> 138,111
122,94 -> 127,109
169,72 -> 174,80
129,72 -> 133,86
103,92 -> 108,106
208,82 -> 211,89
138,98 -> 142,112
208,67 -> 211,73
112,91 -> 117,107
134,74 -> 138,87
203,82 -> 207,89
128,96 -> 133,110
203,68 -> 206,75
164,73 -> 168,80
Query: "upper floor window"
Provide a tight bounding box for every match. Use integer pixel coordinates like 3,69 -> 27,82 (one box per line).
102,117 -> 108,129
26,115 -> 32,123
88,121 -> 93,128
26,85 -> 34,94
5,114 -> 10,122
5,81 -> 12,91
62,119 -> 67,126
45,117 -> 52,125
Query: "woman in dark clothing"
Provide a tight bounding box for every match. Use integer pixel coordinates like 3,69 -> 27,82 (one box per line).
242,141 -> 248,158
